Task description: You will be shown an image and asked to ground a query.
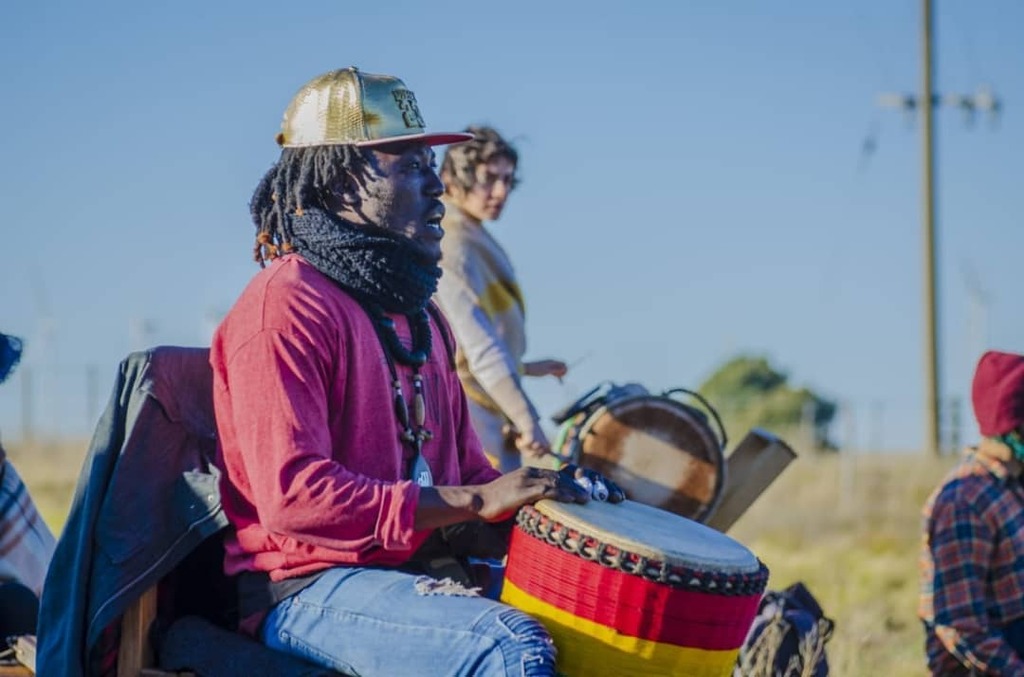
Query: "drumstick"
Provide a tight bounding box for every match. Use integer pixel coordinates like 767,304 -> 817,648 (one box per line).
566,351 -> 593,371
557,352 -> 594,388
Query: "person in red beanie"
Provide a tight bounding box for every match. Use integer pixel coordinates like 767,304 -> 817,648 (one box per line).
919,350 -> 1024,675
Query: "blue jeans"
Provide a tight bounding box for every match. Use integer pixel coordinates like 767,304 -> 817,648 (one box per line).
261,567 -> 556,676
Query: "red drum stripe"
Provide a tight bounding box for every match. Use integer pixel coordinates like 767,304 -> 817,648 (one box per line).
505,528 -> 761,651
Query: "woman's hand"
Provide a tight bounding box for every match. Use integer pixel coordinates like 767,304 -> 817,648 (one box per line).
523,359 -> 568,381
514,424 -> 552,458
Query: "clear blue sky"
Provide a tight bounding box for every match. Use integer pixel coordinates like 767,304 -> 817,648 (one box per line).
1,0 -> 1021,450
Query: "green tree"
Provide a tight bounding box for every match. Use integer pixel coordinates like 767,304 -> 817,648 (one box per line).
698,355 -> 837,452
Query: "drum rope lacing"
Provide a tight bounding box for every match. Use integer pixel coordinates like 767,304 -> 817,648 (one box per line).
516,506 -> 769,596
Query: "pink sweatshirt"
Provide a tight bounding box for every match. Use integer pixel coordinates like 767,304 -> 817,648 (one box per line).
211,254 -> 500,581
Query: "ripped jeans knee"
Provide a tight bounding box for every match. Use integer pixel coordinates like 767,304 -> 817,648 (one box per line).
263,567 -> 557,676
492,606 -> 557,677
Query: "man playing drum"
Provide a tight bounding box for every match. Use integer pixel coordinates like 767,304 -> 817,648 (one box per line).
436,127 -> 568,471
920,350 -> 1024,675
211,67 -> 622,676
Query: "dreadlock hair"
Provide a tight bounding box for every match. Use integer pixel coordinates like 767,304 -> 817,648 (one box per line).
439,125 -> 519,196
249,145 -> 374,266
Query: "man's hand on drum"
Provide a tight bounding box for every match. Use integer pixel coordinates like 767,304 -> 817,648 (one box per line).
476,465 -> 622,523
523,359 -> 568,382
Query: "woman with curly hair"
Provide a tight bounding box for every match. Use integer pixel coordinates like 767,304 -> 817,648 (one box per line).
436,127 -> 567,471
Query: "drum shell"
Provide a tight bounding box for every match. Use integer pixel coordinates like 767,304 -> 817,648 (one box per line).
501,500 -> 768,677
559,395 -> 725,522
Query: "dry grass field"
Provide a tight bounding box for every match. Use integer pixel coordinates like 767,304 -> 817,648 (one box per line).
729,451 -> 958,676
5,437 -> 87,533
6,438 -> 960,676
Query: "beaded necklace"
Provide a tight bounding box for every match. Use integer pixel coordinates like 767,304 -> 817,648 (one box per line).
363,302 -> 435,487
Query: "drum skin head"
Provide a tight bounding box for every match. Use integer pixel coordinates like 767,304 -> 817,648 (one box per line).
576,396 -> 724,521
533,499 -> 759,574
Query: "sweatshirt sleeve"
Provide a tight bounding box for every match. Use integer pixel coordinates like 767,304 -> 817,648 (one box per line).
436,252 -> 539,434
223,326 -> 420,557
436,252 -> 521,389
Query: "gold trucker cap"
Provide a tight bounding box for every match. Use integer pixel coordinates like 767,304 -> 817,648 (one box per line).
276,67 -> 472,148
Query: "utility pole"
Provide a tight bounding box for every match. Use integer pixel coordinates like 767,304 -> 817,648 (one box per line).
877,0 -> 1000,456
921,0 -> 939,458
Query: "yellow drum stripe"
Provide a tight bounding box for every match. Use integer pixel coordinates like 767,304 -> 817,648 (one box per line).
502,579 -> 739,677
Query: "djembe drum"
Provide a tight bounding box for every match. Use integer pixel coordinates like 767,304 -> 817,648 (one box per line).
552,383 -> 727,522
501,499 -> 768,677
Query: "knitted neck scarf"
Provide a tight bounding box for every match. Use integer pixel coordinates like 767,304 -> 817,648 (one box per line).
288,208 -> 441,315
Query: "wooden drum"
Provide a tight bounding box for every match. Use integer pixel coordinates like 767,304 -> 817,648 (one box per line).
501,499 -> 768,676
553,384 -> 727,522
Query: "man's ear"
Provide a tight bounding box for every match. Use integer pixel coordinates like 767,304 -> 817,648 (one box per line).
335,172 -> 362,206
323,173 -> 361,214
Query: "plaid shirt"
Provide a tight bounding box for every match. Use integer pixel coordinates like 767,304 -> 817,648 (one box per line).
919,444 -> 1024,675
